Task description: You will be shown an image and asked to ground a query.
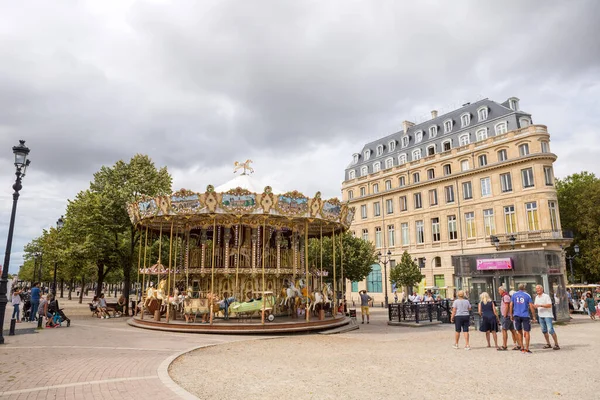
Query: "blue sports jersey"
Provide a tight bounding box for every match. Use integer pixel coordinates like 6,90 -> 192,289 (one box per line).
511,291 -> 532,317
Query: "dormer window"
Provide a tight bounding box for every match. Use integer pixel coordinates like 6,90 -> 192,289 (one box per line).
389,141 -> 396,152
427,145 -> 436,156
429,125 -> 437,138
460,113 -> 471,127
352,153 -> 359,164
477,106 -> 488,121
476,128 -> 488,142
415,131 -> 423,143
444,119 -> 453,133
412,148 -> 422,161
385,158 -> 394,169
364,150 -> 371,160
495,122 -> 508,135
508,97 -> 520,111
361,166 -> 368,176
376,145 -> 384,156
519,117 -> 530,128
442,140 -> 452,152
373,162 -> 381,172
459,133 -> 470,146
398,154 -> 407,164
349,170 -> 356,179
401,136 -> 409,148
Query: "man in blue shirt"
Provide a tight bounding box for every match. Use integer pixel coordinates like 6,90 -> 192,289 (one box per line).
29,282 -> 41,322
509,283 -> 537,354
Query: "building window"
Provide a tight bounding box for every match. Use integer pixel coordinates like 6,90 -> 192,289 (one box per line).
367,264 -> 382,293
376,145 -> 384,156
373,183 -> 379,194
443,140 -> 452,152
521,168 -> 534,188
541,141 -> 549,153
402,136 -> 409,148
388,225 -> 395,247
498,149 -> 508,162
500,172 -> 512,192
477,107 -> 488,121
460,113 -> 471,127
478,154 -> 487,167
429,189 -> 438,206
443,164 -> 452,176
465,212 -> 476,238
414,193 -> 422,209
353,154 -> 359,164
526,202 -> 539,231
509,98 -> 519,110
385,158 -> 394,169
415,131 -> 423,143
364,150 -> 371,160
399,176 -> 406,187
398,154 -> 407,164
361,205 -> 367,219
448,215 -> 458,240
373,162 -> 381,173
519,143 -> 530,156
401,223 -> 409,245
429,125 -> 437,138
461,160 -> 470,171
427,168 -> 435,180
375,227 -> 382,248
413,172 -> 420,183
362,228 -> 369,241
349,170 -> 356,179
361,166 -> 368,176
427,145 -> 436,156
459,134 -> 470,146
385,180 -> 392,190
483,209 -> 495,236
445,185 -> 455,203
476,128 -> 488,142
360,187 -> 366,196
431,218 -> 441,242
416,221 -> 425,244
549,201 -> 559,231
348,190 -> 354,200
519,117 -> 530,127
544,166 -> 554,186
399,196 -> 407,211
462,181 -> 473,200
481,177 -> 492,197
444,119 -> 453,133
386,198 -> 394,214
412,148 -> 422,161
373,202 -> 381,217
504,205 -> 517,234
351,281 -> 359,292
389,141 -> 396,152
495,122 -> 508,135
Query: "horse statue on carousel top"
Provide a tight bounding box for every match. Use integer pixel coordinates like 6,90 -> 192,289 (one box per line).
233,159 -> 254,175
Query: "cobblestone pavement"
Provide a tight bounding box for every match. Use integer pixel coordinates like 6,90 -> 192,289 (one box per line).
0,297 -> 265,399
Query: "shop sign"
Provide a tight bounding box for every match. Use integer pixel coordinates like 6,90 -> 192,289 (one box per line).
476,258 -> 513,270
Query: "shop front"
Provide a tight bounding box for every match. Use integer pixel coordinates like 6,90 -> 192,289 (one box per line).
451,250 -> 569,322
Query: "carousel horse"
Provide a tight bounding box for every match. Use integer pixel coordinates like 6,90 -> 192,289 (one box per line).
309,290 -> 324,313
281,281 -> 301,307
322,283 -> 333,309
216,296 -> 237,319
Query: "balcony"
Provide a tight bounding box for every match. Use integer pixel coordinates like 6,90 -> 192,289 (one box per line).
487,230 -> 570,249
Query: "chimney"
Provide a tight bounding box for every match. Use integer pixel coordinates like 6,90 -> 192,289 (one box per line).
402,120 -> 415,133
431,110 -> 438,119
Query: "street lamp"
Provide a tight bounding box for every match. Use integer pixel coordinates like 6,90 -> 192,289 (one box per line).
52,216 -> 64,296
377,250 -> 393,308
0,140 -> 31,345
566,244 -> 580,284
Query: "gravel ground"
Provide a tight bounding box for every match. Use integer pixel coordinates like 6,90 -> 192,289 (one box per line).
169,310 -> 600,400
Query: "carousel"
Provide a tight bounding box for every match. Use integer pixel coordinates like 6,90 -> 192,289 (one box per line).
127,161 -> 354,334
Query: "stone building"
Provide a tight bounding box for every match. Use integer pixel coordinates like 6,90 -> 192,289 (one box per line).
341,97 -> 571,319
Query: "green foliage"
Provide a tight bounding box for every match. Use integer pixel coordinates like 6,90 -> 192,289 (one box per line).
389,251 -> 423,291
556,172 -> 600,281
307,232 -> 377,284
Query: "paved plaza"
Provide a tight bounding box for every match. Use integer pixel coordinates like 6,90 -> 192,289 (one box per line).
1,299 -> 599,400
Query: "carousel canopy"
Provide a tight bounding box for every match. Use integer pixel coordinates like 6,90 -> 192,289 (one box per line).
214,173 -> 282,194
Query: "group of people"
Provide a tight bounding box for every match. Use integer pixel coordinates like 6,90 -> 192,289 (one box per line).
11,282 -> 70,327
451,284 -> 560,353
91,293 -> 127,319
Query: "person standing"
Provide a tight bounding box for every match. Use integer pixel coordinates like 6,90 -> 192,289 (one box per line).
497,287 -> 518,351
450,290 -> 472,350
478,292 -> 499,349
29,282 -> 41,322
585,293 -> 597,320
509,284 -> 537,354
11,288 -> 22,322
534,285 -> 560,350
359,290 -> 372,324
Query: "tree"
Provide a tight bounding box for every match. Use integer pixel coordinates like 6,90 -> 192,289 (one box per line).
556,172 -> 600,282
389,251 -> 423,293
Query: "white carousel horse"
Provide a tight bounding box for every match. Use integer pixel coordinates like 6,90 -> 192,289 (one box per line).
233,159 -> 254,175
281,281 -> 302,307
322,283 -> 333,309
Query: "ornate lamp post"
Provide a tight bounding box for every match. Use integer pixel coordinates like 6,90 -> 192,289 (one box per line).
377,250 -> 393,308
52,216 -> 64,295
0,140 -> 31,345
565,244 -> 580,284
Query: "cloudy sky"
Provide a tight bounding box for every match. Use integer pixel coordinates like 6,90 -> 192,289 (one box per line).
1,0 -> 599,272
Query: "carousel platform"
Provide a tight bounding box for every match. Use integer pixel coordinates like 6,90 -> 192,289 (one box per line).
127,314 -> 352,335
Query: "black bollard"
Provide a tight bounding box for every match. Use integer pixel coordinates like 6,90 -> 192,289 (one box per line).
37,317 -> 43,330
9,319 -> 16,336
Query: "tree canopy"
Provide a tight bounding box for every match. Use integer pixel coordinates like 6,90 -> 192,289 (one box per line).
389,251 -> 423,291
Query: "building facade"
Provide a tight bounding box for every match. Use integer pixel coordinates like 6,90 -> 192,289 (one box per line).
341,97 -> 571,319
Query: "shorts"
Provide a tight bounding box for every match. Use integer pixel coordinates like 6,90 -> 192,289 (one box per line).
539,317 -> 555,335
360,306 -> 369,316
454,315 -> 470,332
501,316 -> 514,331
513,316 -> 531,332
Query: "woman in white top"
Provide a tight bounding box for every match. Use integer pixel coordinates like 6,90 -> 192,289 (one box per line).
11,288 -> 22,322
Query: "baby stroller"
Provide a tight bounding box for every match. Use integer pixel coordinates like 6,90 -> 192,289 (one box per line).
21,293 -> 31,322
49,299 -> 71,327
